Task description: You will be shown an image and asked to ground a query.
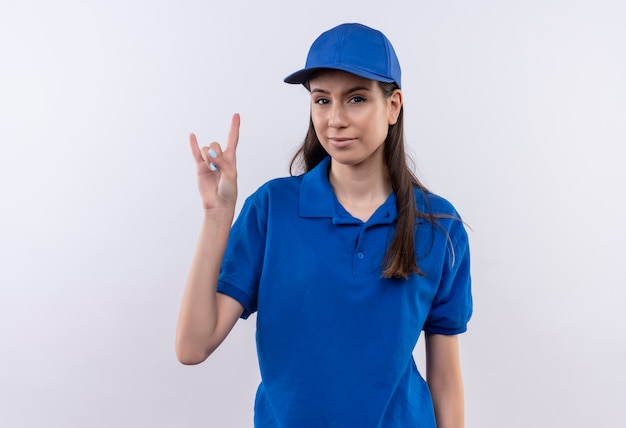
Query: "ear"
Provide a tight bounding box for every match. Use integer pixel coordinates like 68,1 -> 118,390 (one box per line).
387,89 -> 403,125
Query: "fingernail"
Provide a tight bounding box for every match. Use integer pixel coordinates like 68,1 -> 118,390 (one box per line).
208,149 -> 217,158
209,162 -> 217,171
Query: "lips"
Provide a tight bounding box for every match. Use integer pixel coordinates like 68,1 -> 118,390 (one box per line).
328,138 -> 355,149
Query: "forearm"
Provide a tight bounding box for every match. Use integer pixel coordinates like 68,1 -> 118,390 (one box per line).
428,371 -> 464,428
425,333 -> 465,428
175,208 -> 234,364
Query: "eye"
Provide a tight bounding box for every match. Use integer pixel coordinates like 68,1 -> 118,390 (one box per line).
314,97 -> 329,105
349,96 -> 366,103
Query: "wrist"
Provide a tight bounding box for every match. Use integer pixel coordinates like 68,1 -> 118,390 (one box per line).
202,205 -> 236,224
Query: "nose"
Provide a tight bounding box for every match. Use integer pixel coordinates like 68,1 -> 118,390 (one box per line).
328,103 -> 348,129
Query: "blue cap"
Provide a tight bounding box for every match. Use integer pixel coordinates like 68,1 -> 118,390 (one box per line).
284,23 -> 402,89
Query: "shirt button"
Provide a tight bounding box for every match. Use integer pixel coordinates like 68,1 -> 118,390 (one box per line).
357,252 -> 364,259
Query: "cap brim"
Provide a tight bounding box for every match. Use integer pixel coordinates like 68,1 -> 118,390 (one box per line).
284,65 -> 396,86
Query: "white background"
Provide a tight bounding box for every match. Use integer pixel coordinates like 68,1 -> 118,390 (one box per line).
1,0 -> 625,427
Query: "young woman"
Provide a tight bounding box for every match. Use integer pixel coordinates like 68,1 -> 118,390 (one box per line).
176,23 -> 472,428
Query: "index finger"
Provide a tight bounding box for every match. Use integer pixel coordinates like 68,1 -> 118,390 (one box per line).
224,113 -> 240,154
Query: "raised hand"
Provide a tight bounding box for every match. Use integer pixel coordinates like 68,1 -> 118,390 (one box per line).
189,113 -> 240,211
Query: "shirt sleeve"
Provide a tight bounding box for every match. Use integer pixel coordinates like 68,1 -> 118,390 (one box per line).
217,193 -> 267,319
422,218 -> 473,335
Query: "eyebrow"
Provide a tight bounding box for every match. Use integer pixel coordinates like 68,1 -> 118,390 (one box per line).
310,85 -> 372,95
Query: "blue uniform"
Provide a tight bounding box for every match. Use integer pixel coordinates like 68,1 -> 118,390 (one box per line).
218,156 -> 472,427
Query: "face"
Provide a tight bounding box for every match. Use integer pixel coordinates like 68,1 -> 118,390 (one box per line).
308,70 -> 402,169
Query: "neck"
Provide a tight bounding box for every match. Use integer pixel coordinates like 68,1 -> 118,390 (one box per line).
328,156 -> 392,222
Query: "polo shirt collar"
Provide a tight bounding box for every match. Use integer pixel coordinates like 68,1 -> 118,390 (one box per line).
299,156 -> 398,225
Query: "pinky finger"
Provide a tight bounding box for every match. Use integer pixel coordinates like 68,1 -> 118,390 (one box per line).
189,134 -> 204,163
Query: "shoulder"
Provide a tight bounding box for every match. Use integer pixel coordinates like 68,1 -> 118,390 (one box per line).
414,188 -> 469,246
414,188 -> 461,218
242,175 -> 304,214
249,175 -> 303,200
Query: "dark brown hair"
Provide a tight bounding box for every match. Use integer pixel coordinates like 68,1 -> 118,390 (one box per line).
290,81 -> 437,279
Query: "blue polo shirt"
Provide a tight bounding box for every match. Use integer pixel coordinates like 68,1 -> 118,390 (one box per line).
217,156 -> 472,427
